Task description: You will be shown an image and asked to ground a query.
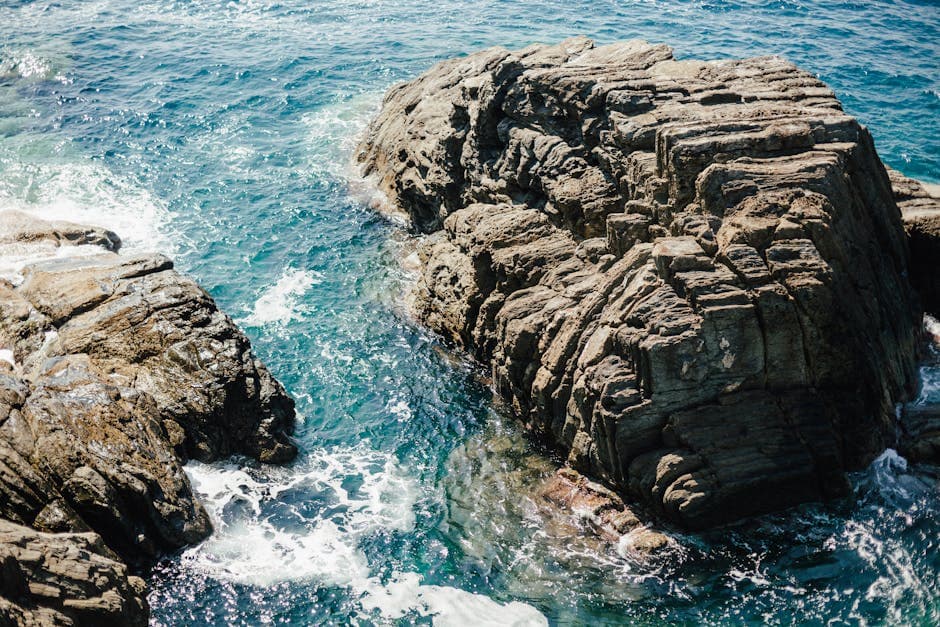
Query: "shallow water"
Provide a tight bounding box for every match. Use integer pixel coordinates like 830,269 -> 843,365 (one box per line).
1,0 -> 938,624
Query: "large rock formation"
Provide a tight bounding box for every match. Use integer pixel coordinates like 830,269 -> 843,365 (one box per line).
358,38 -> 924,528
0,210 -> 296,624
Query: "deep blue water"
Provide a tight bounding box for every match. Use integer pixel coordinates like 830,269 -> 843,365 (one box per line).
1,0 -> 938,624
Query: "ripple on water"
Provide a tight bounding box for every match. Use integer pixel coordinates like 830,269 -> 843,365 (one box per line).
2,0 -> 938,624
150,445 -> 547,625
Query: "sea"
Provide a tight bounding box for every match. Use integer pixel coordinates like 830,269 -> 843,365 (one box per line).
1,0 -> 938,624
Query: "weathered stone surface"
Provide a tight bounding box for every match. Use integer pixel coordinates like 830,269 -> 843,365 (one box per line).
889,168 -> 940,318
0,519 -> 147,627
359,38 -> 923,528
1,250 -> 296,563
0,214 -> 297,624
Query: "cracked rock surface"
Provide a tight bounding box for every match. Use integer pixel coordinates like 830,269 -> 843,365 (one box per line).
890,169 -> 940,319
889,170 -> 940,465
359,37 -> 924,528
0,519 -> 147,627
0,210 -> 296,625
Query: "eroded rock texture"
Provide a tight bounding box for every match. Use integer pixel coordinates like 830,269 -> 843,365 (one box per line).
0,520 -> 147,627
889,169 -> 940,318
888,171 -> 940,465
0,212 -> 296,624
359,38 -> 923,528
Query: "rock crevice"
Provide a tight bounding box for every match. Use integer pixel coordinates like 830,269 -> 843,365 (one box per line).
359,38 -> 925,528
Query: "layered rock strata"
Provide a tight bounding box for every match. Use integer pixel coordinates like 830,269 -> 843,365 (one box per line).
0,519 -> 147,626
889,169 -> 940,318
0,211 -> 296,624
359,38 -> 924,528
885,171 -> 940,465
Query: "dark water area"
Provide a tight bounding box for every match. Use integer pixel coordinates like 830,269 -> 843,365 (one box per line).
1,0 -> 938,624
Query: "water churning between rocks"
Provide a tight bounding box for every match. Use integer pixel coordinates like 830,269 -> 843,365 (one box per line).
1,0 -> 937,624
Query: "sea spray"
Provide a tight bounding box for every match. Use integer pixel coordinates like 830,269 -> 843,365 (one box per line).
4,0 -> 937,623
240,268 -> 323,328
180,445 -> 548,625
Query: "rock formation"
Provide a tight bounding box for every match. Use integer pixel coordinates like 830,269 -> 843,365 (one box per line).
888,172 -> 940,464
539,468 -> 671,554
0,210 -> 296,624
359,38 -> 926,528
0,519 -> 147,627
889,169 -> 940,318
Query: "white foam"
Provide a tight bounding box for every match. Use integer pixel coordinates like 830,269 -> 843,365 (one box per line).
361,572 -> 549,627
0,349 -> 15,369
182,445 -> 548,625
0,159 -> 173,254
925,314 -> 940,340
386,398 -> 413,422
0,155 -> 175,282
240,268 -> 321,327
301,93 -> 382,182
182,445 -> 418,587
916,315 -> 940,405
0,49 -> 59,81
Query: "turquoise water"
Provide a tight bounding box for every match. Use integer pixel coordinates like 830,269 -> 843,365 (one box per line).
1,0 -> 938,624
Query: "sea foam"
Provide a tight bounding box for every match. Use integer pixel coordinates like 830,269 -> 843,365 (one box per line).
916,315 -> 940,405
182,445 -> 548,626
240,268 -> 322,327
0,154 -> 175,282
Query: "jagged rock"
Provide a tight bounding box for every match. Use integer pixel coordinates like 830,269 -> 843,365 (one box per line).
886,170 -> 940,464
888,168 -> 940,318
359,38 -> 923,528
0,519 -> 147,627
0,211 -> 121,253
0,249 -> 296,565
0,214 -> 297,624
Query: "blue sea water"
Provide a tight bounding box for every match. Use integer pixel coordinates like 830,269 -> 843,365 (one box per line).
1,0 -> 938,624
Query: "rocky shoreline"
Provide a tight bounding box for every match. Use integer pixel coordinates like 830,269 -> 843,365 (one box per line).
2,36 -> 939,626
358,38 -> 940,529
0,211 -> 296,625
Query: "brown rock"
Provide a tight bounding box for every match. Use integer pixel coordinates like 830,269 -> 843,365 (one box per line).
0,210 -> 121,252
888,167 -> 940,318
1,250 -> 296,565
0,213 -> 297,623
539,467 -> 672,554
0,519 -> 147,627
359,38 -> 922,528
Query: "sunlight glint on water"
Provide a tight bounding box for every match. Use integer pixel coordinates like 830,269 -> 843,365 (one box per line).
1,0 -> 937,624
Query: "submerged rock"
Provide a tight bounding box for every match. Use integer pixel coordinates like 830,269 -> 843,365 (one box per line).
359,38 -> 924,528
539,467 -> 673,554
0,214 -> 296,623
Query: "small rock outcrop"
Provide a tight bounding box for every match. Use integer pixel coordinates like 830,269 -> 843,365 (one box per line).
0,211 -> 296,624
539,468 -> 672,554
886,171 -> 940,465
359,38 -> 924,528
